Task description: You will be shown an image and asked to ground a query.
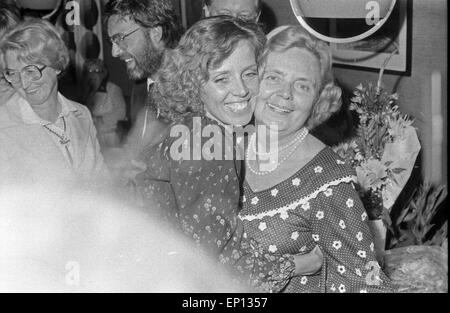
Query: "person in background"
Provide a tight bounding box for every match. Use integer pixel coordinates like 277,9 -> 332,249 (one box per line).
0,19 -> 108,186
82,58 -> 127,149
241,25 -> 393,292
0,0 -> 21,105
103,0 -> 183,183
203,0 -> 261,23
105,0 -> 182,153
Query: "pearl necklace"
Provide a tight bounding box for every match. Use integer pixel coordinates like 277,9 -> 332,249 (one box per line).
252,127 -> 308,157
246,127 -> 308,176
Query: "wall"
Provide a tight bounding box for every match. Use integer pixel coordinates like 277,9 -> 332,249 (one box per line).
100,0 -> 447,184
262,0 -> 447,184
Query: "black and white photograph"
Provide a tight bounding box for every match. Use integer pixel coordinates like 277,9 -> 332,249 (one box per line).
0,0 -> 447,300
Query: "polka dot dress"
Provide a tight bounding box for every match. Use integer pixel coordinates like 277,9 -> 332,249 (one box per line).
135,114 -> 296,292
240,147 -> 393,293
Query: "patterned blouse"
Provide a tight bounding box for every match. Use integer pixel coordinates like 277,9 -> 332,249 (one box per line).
240,147 -> 394,293
135,114 -> 295,292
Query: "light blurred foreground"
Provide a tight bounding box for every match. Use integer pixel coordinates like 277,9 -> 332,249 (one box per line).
0,183 -> 249,293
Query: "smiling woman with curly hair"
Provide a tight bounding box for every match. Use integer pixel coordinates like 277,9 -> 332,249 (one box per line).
151,15 -> 265,124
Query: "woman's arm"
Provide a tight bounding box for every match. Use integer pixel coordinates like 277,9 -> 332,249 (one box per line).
137,116 -> 321,292
167,154 -> 298,292
293,245 -> 323,276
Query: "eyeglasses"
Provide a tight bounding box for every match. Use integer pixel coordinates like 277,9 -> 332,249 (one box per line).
86,68 -> 103,73
213,11 -> 260,22
3,64 -> 48,84
109,28 -> 141,47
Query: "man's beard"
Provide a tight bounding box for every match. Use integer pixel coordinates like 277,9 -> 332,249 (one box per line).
127,40 -> 163,81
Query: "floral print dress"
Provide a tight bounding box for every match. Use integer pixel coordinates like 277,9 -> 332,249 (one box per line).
240,147 -> 394,293
135,114 -> 295,292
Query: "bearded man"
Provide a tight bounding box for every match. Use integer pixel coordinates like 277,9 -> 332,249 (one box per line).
104,0 -> 183,181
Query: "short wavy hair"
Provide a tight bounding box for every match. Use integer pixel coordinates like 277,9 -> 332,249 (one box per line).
0,18 -> 69,72
152,16 -> 266,123
104,0 -> 183,49
260,25 -> 342,130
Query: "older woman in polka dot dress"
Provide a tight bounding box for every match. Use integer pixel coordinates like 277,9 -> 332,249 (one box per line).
241,25 -> 393,293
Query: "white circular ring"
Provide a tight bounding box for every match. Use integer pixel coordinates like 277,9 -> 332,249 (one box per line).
289,0 -> 397,43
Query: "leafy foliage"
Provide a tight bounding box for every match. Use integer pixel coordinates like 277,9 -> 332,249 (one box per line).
388,183 -> 447,249
350,83 -> 401,160
333,83 -> 420,220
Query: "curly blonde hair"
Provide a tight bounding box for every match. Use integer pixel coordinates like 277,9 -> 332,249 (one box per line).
260,25 -> 342,130
152,15 -> 266,123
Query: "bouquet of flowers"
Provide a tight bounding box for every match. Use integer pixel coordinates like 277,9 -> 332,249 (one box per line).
333,82 -> 421,221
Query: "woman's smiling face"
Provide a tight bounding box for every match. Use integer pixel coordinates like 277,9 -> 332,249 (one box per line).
255,47 -> 321,138
4,50 -> 59,109
201,40 -> 259,126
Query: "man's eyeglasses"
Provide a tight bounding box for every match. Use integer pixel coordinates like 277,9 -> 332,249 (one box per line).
3,64 -> 48,84
109,28 -> 141,47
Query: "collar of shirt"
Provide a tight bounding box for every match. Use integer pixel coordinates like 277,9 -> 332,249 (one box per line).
18,93 -> 79,126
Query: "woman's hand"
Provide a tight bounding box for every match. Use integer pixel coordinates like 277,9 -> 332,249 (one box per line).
293,245 -> 323,276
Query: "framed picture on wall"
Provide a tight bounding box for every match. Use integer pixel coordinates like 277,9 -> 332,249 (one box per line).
330,0 -> 412,75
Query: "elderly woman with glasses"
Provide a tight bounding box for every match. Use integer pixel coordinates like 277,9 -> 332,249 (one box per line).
0,19 -> 109,186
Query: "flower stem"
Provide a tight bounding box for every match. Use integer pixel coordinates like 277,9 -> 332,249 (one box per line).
377,40 -> 399,95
